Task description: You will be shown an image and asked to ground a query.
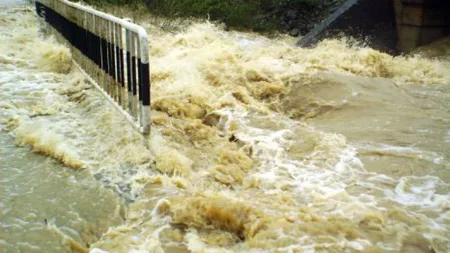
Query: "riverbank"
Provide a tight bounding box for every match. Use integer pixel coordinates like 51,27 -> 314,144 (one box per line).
81,0 -> 346,36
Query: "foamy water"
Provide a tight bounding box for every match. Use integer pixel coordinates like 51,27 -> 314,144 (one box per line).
1,4 -> 450,253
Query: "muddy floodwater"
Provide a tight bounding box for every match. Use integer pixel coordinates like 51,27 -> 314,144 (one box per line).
1,4 -> 449,253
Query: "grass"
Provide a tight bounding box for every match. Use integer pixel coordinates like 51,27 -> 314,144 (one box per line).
82,0 -> 320,34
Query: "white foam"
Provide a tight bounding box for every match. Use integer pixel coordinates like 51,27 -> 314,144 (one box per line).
385,176 -> 449,208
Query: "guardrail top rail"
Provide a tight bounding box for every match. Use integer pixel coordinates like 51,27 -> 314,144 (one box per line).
35,0 -> 151,135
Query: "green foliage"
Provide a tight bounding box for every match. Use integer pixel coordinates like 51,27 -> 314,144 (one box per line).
92,0 -> 131,5
83,0 -> 134,6
85,0 -> 320,33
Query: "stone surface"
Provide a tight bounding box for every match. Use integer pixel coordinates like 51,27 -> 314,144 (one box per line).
276,0 -> 347,36
289,28 -> 300,37
299,0 -> 399,54
297,0 -> 450,53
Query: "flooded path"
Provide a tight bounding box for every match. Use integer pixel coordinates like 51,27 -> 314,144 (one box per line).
0,132 -> 122,252
0,6 -> 123,252
1,3 -> 449,253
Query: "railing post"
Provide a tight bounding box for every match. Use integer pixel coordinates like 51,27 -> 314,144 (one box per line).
118,26 -> 126,110
125,29 -> 132,115
130,33 -> 138,120
138,33 -> 151,135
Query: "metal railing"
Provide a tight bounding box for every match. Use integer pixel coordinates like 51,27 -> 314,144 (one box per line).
35,0 -> 151,135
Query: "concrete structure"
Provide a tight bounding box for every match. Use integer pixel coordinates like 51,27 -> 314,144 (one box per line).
395,0 -> 450,52
298,0 -> 450,54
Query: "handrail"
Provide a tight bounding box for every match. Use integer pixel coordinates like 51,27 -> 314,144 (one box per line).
35,0 -> 151,135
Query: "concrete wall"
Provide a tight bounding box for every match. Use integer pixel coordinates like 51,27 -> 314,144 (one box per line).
298,0 -> 450,54
395,0 -> 450,52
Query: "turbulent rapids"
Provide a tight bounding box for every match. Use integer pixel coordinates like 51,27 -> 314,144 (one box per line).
1,4 -> 450,253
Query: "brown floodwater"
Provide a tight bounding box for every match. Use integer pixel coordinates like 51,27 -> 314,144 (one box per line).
1,4 -> 449,253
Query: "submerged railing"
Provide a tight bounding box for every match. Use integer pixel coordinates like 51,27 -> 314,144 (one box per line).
35,0 -> 151,135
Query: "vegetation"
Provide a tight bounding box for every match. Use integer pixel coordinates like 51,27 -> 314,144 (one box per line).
83,0 -> 320,33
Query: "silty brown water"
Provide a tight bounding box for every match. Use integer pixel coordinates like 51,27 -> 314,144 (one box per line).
1,3 -> 449,253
